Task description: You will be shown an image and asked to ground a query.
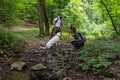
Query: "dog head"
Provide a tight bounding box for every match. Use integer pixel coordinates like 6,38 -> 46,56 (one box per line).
56,32 -> 61,37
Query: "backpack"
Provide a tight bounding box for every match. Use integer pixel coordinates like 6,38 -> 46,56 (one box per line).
55,18 -> 59,24
54,18 -> 62,25
78,33 -> 86,42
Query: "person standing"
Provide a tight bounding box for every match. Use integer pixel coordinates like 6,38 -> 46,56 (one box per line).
50,13 -> 65,39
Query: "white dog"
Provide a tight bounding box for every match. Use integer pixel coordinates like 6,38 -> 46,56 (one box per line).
41,32 -> 61,49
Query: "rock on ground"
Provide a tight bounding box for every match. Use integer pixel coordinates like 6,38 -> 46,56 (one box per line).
31,63 -> 46,71
11,61 -> 26,71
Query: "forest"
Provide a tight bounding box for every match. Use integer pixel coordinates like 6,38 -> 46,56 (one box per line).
0,0 -> 120,80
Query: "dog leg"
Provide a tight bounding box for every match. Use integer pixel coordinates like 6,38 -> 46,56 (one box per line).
55,43 -> 58,47
40,46 -> 46,49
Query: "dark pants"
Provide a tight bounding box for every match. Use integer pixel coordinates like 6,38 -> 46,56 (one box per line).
50,27 -> 61,39
71,41 -> 84,49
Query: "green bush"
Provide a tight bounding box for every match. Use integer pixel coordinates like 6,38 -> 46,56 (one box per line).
79,37 -> 120,76
0,28 -> 26,56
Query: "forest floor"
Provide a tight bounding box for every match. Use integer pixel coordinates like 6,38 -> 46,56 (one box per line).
0,22 -> 120,80
0,41 -> 111,80
0,39 -> 119,80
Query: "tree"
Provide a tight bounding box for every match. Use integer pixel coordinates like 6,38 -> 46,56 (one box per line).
0,0 -> 20,27
100,0 -> 118,34
43,5 -> 50,35
37,0 -> 44,36
45,0 -> 70,24
63,0 -> 88,28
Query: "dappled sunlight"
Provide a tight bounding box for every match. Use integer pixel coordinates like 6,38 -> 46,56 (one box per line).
12,27 -> 38,32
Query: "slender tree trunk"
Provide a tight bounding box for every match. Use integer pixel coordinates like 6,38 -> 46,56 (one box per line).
37,0 -> 44,36
82,0 -> 84,10
43,5 -> 49,35
51,11 -> 53,24
100,0 -> 118,34
87,0 -> 93,22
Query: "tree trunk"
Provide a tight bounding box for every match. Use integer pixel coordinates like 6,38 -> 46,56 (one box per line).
87,0 -> 93,22
37,0 -> 44,36
51,11 -> 53,24
81,0 -> 84,11
43,5 -> 49,35
100,0 -> 118,34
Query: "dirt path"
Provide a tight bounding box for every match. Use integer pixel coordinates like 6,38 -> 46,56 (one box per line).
12,27 -> 34,32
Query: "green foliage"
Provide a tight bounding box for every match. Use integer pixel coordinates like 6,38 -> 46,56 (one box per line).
0,0 -> 120,34
0,0 -> 38,24
98,0 -> 120,33
13,28 -> 39,40
104,78 -> 112,80
63,0 -> 88,28
0,28 -> 26,55
20,0 -> 38,23
80,37 -> 120,75
81,0 -> 120,35
0,0 -> 21,25
46,0 -> 70,9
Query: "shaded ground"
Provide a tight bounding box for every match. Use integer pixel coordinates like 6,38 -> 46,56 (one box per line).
23,42 -> 101,80
24,41 -> 120,80
0,41 -> 103,80
0,23 -> 120,80
0,39 -> 120,80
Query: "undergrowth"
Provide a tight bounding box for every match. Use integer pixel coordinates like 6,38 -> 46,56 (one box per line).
0,28 -> 26,56
80,35 -> 120,77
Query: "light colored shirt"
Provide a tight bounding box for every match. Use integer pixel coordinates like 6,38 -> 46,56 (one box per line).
53,18 -> 62,28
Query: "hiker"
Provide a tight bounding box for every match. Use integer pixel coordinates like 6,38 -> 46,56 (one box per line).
69,27 -> 86,49
50,13 -> 66,39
